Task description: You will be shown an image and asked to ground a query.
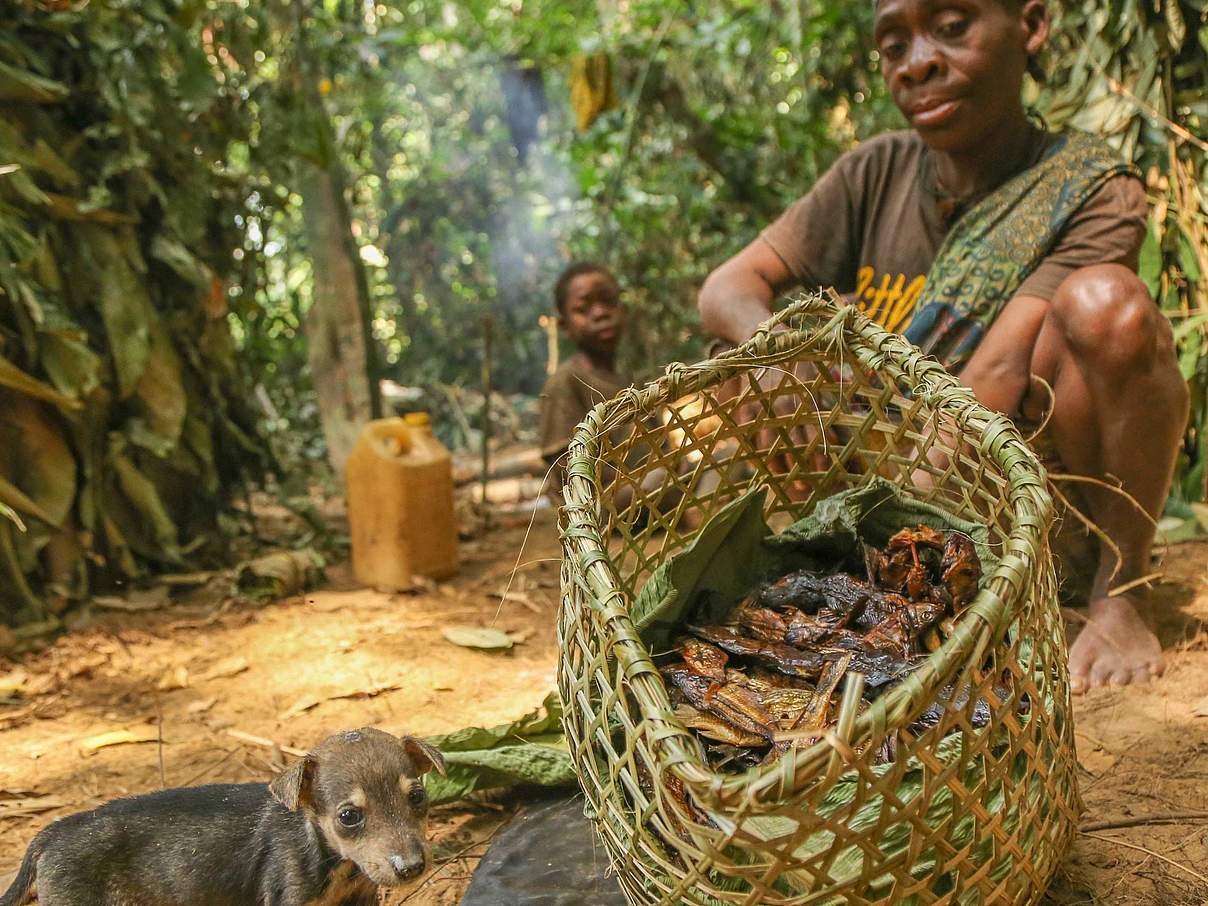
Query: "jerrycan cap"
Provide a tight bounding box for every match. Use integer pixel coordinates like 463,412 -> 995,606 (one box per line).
404,411 -> 431,427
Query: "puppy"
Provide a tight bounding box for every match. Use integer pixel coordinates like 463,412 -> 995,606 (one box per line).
0,727 -> 445,906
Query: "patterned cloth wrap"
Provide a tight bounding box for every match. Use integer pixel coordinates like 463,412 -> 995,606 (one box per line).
907,130 -> 1137,599
904,131 -> 1138,372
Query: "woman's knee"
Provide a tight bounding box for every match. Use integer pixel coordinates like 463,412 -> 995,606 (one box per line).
1050,264 -> 1171,372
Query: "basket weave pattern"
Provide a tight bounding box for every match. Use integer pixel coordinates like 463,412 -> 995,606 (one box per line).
557,294 -> 1079,905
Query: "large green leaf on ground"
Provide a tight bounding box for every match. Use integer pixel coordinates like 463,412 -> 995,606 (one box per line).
422,692 -> 575,804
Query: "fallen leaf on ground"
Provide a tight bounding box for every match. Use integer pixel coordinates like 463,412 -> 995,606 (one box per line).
508,630 -> 533,645
199,656 -> 248,681
156,665 -> 189,691
277,682 -> 403,721
442,626 -> 514,650
0,703 -> 38,729
0,670 -> 27,695
78,728 -> 160,756
186,696 -> 217,715
0,795 -> 68,817
278,694 -> 323,721
0,788 -> 41,798
1193,695 -> 1208,718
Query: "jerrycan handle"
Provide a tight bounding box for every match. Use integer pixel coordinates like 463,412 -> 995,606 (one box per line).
364,419 -> 414,458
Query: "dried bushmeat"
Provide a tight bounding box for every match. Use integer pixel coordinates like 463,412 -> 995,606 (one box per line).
659,523 -> 993,773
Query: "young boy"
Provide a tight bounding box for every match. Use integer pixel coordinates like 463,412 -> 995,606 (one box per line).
698,0 -> 1188,692
539,262 -> 630,497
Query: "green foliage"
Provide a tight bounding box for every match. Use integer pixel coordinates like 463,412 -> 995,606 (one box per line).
1039,0 -> 1208,509
265,0 -> 895,396
0,0 -> 273,618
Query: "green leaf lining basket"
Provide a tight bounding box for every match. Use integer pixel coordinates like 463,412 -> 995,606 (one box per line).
557,293 -> 1079,905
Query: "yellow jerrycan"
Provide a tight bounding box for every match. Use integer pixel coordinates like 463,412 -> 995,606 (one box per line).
346,412 -> 458,591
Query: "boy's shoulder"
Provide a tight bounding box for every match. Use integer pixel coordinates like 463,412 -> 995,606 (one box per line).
542,356 -> 589,394
545,355 -> 628,387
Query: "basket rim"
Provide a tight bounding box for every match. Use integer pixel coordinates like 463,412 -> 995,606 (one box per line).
559,290 -> 1056,807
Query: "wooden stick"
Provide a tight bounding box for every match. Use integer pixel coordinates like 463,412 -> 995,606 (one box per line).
226,728 -> 308,758
1080,811 -> 1208,833
156,700 -> 166,789
1107,572 -> 1163,598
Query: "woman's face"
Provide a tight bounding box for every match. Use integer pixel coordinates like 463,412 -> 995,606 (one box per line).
874,0 -> 1048,153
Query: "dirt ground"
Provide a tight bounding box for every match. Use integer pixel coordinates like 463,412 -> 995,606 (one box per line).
2,506 -> 1207,905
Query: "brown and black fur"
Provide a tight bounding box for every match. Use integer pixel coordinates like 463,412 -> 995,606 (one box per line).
0,728 -> 444,906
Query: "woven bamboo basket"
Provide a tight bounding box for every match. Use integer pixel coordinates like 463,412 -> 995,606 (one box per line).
557,293 -> 1079,905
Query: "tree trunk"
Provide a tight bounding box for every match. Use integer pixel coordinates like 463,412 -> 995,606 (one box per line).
291,3 -> 380,475
300,163 -> 379,475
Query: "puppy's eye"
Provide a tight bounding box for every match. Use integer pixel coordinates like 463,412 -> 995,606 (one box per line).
337,806 -> 364,828
408,785 -> 427,808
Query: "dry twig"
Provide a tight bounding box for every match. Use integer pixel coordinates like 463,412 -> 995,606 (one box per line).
1081,831 -> 1208,886
225,728 -> 307,759
1080,811 -> 1208,833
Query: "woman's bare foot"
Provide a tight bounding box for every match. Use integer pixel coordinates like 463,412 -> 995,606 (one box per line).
1068,594 -> 1165,693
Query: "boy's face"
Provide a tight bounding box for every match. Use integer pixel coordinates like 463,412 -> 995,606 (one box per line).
560,271 -> 624,358
874,0 -> 1048,153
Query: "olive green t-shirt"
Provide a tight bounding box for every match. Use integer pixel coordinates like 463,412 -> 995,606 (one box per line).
761,130 -> 1147,335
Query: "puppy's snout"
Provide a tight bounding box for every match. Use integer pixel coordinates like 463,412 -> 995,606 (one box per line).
388,853 -> 426,880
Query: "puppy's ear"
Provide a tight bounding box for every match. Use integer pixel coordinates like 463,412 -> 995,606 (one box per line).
401,736 -> 446,777
269,754 -> 316,811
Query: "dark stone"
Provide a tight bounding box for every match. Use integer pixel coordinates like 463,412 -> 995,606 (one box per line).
460,794 -> 628,906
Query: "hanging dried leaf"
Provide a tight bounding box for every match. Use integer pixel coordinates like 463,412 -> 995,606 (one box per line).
0,392 -> 76,529
83,226 -> 153,399
1163,0 -> 1186,51
0,60 -> 69,103
129,317 -> 187,454
109,439 -> 181,562
0,352 -> 80,410
0,476 -> 54,525
569,53 -> 618,131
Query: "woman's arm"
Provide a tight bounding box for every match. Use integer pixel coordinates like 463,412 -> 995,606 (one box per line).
957,293 -> 1050,416
698,237 -> 799,345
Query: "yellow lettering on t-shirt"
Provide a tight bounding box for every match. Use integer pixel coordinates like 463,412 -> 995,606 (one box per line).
885,275 -> 926,333
851,267 -> 926,334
